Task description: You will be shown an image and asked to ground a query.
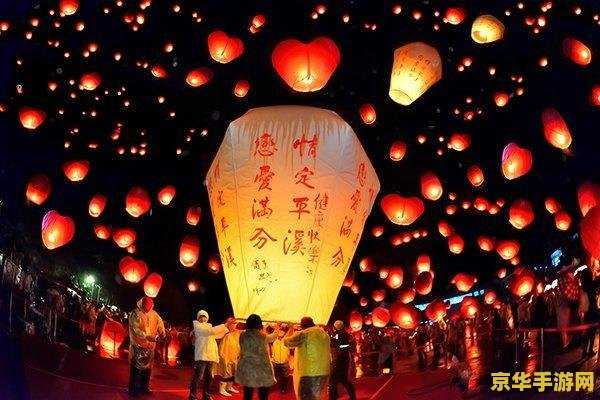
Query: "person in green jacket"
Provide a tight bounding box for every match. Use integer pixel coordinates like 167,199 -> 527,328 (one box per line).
284,317 -> 331,400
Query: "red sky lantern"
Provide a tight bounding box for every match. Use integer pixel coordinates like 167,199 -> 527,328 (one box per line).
359,297 -> 368,307
167,337 -> 181,366
150,64 -> 168,79
389,141 -> 407,161
233,80 -> 250,98
207,30 -> 244,64
143,272 -> 163,298
351,284 -> 360,295
508,199 -> 534,229
59,0 -> 79,16
19,106 -> 46,130
207,255 -> 222,274
80,72 -> 102,91
125,186 -> 151,218
510,269 -> 535,297
343,271 -> 354,288
494,92 -> 510,107
359,256 -> 375,273
473,197 -> 488,212
119,256 -> 148,284
41,210 -> 75,250
563,38 -> 592,66
444,7 -> 466,25
460,297 -> 479,319
545,197 -> 561,214
372,306 -> 390,328
501,143 -> 532,180
187,280 -> 200,292
448,132 -> 471,151
371,289 -> 386,302
88,194 -> 107,218
271,37 -> 340,92
554,210 -> 571,231
186,206 -> 202,226
380,194 -> 424,226
185,67 -> 213,87
371,225 -> 384,237
448,234 -> 464,254
420,171 -> 443,201
590,85 -> 600,106
477,235 -> 495,252
249,14 -> 266,33
158,185 -> 176,205
466,165 -> 484,187
497,267 -> 507,279
398,287 -> 416,304
26,174 -> 51,205
378,267 -> 389,279
452,272 -> 477,292
98,320 -> 126,359
349,310 -> 363,332
577,182 -> 600,217
415,271 -> 434,295
484,290 -> 497,305
415,254 -> 431,273
113,227 -> 136,248
425,299 -> 447,322
496,239 -> 520,260
94,224 -> 111,240
62,160 -> 90,182
359,103 -> 376,125
179,235 -> 200,267
438,220 -> 453,237
541,108 -> 572,150
390,302 -> 419,330
385,267 -> 404,289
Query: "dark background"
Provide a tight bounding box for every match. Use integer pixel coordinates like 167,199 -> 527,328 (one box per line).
0,0 -> 599,324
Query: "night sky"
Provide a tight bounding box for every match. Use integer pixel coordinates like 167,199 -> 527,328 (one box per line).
1,0 -> 599,324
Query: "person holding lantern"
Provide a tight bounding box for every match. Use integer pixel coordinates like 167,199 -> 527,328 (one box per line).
216,317 -> 241,396
127,296 -> 166,397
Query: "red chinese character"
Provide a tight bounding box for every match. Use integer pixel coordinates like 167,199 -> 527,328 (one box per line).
339,216 -> 353,237
357,162 -> 366,187
289,197 -> 310,220
283,230 -> 306,255
254,132 -> 277,157
350,189 -> 361,213
293,133 -> 318,160
220,217 -> 229,236
250,227 -> 277,249
313,192 -> 329,212
331,247 -> 344,267
308,229 -> 320,243
254,165 -> 275,191
217,190 -> 225,206
294,166 -> 315,189
252,196 -> 273,219
222,245 -> 237,268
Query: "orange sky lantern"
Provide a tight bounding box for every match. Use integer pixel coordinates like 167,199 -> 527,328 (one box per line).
19,106 -> 46,130
207,255 -> 222,274
380,194 -> 424,226
88,194 -> 107,218
62,160 -> 90,182
554,210 -> 571,231
208,30 -> 244,64
26,174 -> 51,205
590,85 -> 600,106
390,302 -> 419,330
494,92 -> 510,107
582,206 -> 600,258
143,272 -> 163,298
80,72 -> 102,91
186,206 -> 202,226
113,227 -> 136,248
466,165 -> 484,187
545,197 -> 561,214
389,141 -> 407,161
386,266 -> 404,289
126,186 -> 151,218
541,108 -> 572,150
359,103 -> 376,125
484,290 -> 497,305
415,254 -> 431,273
460,296 -> 479,318
577,182 -> 600,217
449,132 -> 471,151
510,269 -> 535,297
119,256 -> 148,283
389,42 -> 442,105
249,14 -> 266,33
59,0 -> 79,16
420,171 -> 443,201
448,234 -> 464,254
371,225 -> 384,237
452,272 -> 477,292
349,310 -> 363,332
98,320 -> 126,359
398,287 -> 416,304
501,143 -> 532,180
372,306 -> 390,328
359,256 -> 375,273
179,235 -> 200,267
158,185 -> 176,205
438,220 -> 453,237
271,37 -> 340,92
41,210 -> 75,250
497,267 -> 507,279
371,289 -> 386,302
477,235 -> 495,252
185,67 -> 213,87
414,270 -> 433,295
233,80 -> 250,98
378,267 -> 389,279
94,224 -> 111,240
444,7 -> 466,25
508,199 -> 534,229
563,38 -> 592,66
496,239 -> 520,260
471,15 -> 505,44
425,299 -> 447,322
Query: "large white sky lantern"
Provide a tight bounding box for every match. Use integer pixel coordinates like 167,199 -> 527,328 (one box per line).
206,106 -> 380,324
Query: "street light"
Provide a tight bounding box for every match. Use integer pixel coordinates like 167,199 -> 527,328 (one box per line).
84,274 -> 96,286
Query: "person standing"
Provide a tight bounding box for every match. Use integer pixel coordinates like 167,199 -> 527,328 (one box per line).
284,316 -> 331,400
189,310 -> 228,400
415,325 -> 428,371
216,317 -> 241,396
329,320 -> 356,400
271,325 -> 291,394
128,297 -> 166,396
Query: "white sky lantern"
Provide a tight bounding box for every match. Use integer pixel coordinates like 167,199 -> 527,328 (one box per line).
206,106 -> 380,324
389,42 -> 442,106
471,15 -> 505,44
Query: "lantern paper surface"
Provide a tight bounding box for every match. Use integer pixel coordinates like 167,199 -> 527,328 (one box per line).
206,106 -> 380,324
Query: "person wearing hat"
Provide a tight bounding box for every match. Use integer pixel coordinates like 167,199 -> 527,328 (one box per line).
328,320 -> 356,400
189,310 -> 228,400
284,316 -> 331,400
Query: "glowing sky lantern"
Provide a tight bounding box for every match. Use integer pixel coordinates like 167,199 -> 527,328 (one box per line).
590,85 -> 600,106
554,210 -> 571,231
119,256 -> 148,283
448,234 -> 464,254
510,269 -> 535,297
494,92 -> 510,107
41,210 -> 75,250
420,171 -> 443,201
249,14 -> 266,34
205,106 -> 379,324
207,255 -> 222,274
26,174 -> 51,205
80,72 -> 102,91
460,296 -> 479,318
185,67 -> 213,87
471,15 -> 505,44
207,30 -> 244,64
186,205 -> 202,226
415,254 -> 431,273
545,197 -> 561,214
438,220 -> 453,237
577,182 -> 600,217
390,302 -> 420,330
88,194 -> 107,218
508,199 -> 534,229
385,266 -> 404,289
372,306 -> 390,328
484,290 -> 497,305
371,289 -> 386,302
444,7 -> 466,25
233,80 -> 250,98
414,270 -> 433,295
359,103 -> 376,125
501,143 -> 532,180
448,132 -> 471,151
98,320 -> 126,359
113,227 -> 136,248
94,224 -> 111,240
62,160 -> 90,182
452,272 -> 476,292
398,287 -> 416,304
496,239 -> 520,260
425,299 -> 447,322
389,141 -> 407,161
19,106 -> 46,130
179,235 -> 200,267
388,42 -> 442,106
349,310 -> 363,332
126,186 -> 151,218
466,165 -> 484,187
59,0 -> 79,16
380,194 -> 424,226
582,206 -> 600,258
158,185 -> 176,205
563,38 -> 592,66
541,108 -> 572,150
271,37 -> 340,93
143,272 -> 163,298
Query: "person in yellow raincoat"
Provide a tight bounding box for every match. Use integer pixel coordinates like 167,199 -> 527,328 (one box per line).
128,297 -> 166,396
215,317 -> 241,396
284,317 -> 331,400
271,324 -> 292,394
